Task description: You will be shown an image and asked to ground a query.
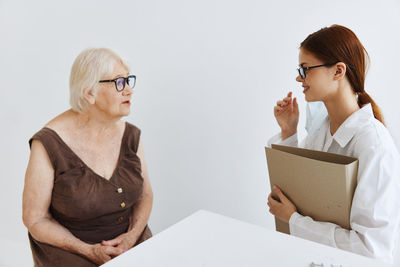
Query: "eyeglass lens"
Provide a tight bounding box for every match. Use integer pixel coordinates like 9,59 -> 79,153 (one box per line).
297,68 -> 305,79
127,76 -> 136,88
115,76 -> 136,91
116,78 -> 125,91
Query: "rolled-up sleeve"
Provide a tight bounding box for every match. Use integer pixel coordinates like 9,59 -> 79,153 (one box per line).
267,132 -> 298,147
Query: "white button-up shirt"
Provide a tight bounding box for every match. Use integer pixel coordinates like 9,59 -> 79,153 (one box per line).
268,104 -> 400,263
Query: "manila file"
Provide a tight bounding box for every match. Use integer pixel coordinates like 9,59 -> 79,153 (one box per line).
265,144 -> 358,234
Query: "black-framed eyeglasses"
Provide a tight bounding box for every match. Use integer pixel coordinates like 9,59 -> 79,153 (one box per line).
297,62 -> 338,79
99,75 -> 136,92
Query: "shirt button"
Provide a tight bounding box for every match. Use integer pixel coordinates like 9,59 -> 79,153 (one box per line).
118,216 -> 124,222
117,188 -> 123,193
120,202 -> 126,208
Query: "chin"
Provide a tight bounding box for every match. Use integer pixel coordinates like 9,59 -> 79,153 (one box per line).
123,109 -> 131,116
119,111 -> 130,117
120,106 -> 131,116
305,94 -> 317,102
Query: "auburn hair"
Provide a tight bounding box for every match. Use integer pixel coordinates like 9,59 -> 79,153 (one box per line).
300,25 -> 384,125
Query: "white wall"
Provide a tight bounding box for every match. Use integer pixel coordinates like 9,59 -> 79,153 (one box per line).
1,0 -> 399,266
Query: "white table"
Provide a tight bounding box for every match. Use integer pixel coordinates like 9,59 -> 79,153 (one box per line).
102,210 -> 391,267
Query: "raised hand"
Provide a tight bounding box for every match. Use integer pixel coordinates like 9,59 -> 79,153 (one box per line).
273,92 -> 299,140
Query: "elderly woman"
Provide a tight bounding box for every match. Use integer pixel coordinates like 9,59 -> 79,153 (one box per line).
22,48 -> 153,266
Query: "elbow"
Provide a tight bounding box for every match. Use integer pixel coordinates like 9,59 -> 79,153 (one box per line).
22,211 -> 35,230
22,209 -> 50,231
145,189 -> 154,203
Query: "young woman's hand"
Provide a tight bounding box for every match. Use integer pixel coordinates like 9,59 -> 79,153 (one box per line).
267,185 -> 297,223
273,92 -> 299,140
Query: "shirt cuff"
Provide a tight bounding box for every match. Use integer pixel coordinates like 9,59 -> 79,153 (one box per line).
289,211 -> 302,227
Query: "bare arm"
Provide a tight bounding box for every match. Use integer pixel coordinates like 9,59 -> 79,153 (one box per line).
22,140 -> 122,264
127,139 -> 153,236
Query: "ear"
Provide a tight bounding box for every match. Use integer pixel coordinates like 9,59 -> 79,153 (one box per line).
333,62 -> 347,80
83,88 -> 96,105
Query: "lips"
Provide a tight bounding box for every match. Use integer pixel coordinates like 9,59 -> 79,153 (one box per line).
122,100 -> 131,105
303,86 -> 310,93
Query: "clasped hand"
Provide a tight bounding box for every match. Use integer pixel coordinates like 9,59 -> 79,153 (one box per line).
89,232 -> 137,265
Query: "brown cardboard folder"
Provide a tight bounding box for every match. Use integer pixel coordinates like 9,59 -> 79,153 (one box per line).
265,144 -> 358,234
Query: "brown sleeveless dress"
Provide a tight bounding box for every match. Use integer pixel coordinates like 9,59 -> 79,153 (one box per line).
28,122 -> 152,267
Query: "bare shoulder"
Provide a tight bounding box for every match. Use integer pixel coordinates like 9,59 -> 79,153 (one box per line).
45,109 -> 77,132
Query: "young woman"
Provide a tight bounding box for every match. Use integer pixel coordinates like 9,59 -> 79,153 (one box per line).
267,25 -> 400,263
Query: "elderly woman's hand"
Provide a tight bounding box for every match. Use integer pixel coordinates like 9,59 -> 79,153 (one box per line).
267,185 -> 297,223
86,243 -> 124,265
101,232 -> 138,252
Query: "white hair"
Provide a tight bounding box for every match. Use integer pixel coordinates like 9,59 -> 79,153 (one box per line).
69,47 -> 130,113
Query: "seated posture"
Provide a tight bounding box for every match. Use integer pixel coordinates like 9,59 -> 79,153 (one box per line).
267,25 -> 400,263
23,48 -> 153,266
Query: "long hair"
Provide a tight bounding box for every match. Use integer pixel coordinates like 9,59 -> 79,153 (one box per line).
300,25 -> 384,125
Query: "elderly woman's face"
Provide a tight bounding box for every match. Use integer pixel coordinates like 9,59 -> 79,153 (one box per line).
95,62 -> 133,118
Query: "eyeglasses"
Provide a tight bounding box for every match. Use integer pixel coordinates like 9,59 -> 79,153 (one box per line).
297,62 -> 338,79
99,75 -> 136,92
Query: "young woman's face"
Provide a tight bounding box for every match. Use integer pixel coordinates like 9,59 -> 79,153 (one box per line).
296,48 -> 337,102
95,62 -> 133,118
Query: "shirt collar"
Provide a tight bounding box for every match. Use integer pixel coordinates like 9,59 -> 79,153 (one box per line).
331,104 -> 374,148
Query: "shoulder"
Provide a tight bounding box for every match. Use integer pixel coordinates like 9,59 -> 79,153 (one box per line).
44,109 -> 75,133
124,121 -> 141,152
352,117 -> 400,164
30,110 -> 73,146
353,117 -> 395,150
125,121 -> 141,137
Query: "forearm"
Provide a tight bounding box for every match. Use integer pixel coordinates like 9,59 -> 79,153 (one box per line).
28,216 -> 92,257
127,191 -> 153,240
289,212 -> 391,261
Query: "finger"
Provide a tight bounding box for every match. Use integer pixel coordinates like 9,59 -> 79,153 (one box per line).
116,242 -> 130,251
273,185 -> 288,203
275,103 -> 291,113
267,193 -> 272,206
268,207 -> 275,215
293,97 -> 299,114
277,100 -> 288,107
268,193 -> 280,205
104,246 -> 124,257
283,96 -> 292,103
287,92 -> 292,98
102,238 -> 121,247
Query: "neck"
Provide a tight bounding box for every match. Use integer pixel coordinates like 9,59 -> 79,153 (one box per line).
323,85 -> 360,135
70,109 -> 122,136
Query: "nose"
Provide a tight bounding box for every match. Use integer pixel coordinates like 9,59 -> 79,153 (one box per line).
122,83 -> 133,96
296,74 -> 304,82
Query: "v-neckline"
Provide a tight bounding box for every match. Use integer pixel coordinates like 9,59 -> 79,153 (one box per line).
43,122 -> 128,182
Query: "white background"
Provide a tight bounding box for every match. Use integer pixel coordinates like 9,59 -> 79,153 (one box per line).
1,0 -> 399,266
